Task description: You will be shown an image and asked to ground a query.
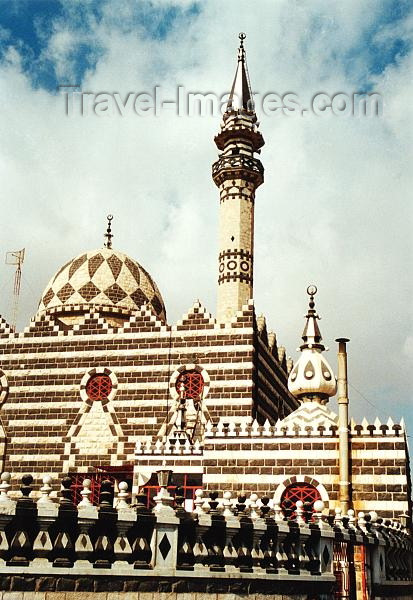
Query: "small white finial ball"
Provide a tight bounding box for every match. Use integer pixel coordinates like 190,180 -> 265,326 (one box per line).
250,493 -> 258,502
296,500 -> 304,508
347,508 -> 354,517
369,510 -> 378,523
83,478 -> 91,488
335,507 -> 342,514
43,474 -> 52,485
314,500 -> 325,512
1,472 -> 10,482
119,481 -> 128,491
195,488 -> 203,498
223,491 -> 232,500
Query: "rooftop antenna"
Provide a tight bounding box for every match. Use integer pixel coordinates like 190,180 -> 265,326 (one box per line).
104,214 -> 113,249
5,248 -> 25,332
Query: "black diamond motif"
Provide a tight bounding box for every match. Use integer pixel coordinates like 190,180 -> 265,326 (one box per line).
104,283 -> 127,304
107,254 -> 123,280
57,282 -> 75,303
78,281 -> 100,301
119,538 -> 126,551
151,294 -> 163,315
124,257 -> 141,285
69,253 -> 87,279
159,533 -> 171,560
42,287 -> 55,307
130,288 -> 148,307
322,545 -> 330,566
88,253 -> 104,278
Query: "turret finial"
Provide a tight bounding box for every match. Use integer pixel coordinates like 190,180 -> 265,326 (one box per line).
301,284 -> 323,350
104,214 -> 113,249
288,285 -> 337,403
238,32 -> 246,60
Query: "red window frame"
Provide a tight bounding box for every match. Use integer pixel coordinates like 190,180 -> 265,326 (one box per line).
175,370 -> 204,401
70,468 -> 202,509
86,374 -> 113,401
280,482 -> 321,521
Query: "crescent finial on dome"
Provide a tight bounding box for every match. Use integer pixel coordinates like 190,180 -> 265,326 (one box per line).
104,214 -> 114,249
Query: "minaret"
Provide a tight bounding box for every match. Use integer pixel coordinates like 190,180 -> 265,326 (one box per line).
213,33 -> 264,323
288,285 -> 337,403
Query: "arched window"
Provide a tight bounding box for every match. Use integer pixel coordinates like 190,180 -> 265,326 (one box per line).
280,482 -> 321,521
86,374 -> 113,401
175,370 -> 204,403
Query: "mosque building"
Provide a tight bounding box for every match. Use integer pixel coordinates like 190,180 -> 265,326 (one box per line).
0,34 -> 411,600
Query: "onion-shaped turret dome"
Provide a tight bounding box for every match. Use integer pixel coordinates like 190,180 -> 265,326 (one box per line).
288,285 -> 337,403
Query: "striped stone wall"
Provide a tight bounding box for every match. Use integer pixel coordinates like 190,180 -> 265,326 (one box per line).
0,300 -> 294,481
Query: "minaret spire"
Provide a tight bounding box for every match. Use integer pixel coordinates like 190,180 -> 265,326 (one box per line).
213,34 -> 264,322
227,32 -> 254,112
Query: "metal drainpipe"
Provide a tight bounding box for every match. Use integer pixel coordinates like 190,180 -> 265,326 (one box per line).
336,337 -> 351,514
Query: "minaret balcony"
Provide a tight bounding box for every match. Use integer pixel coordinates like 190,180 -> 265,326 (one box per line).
212,154 -> 264,187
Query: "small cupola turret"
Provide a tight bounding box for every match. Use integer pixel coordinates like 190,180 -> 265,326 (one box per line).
288,285 -> 337,404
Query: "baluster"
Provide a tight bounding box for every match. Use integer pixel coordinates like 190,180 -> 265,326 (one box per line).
273,503 -> 283,522
114,483 -> 134,567
52,476 -> 77,567
249,493 -> 260,520
33,476 -> 57,565
334,507 -> 343,528
115,481 -> 130,510
193,488 -> 204,516
7,474 -> 36,567
295,500 -> 306,525
93,480 -> 116,568
222,491 -> 234,518
176,487 -> 196,570
78,478 -> 93,507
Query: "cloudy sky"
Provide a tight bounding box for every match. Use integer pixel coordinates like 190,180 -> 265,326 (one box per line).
0,0 -> 412,432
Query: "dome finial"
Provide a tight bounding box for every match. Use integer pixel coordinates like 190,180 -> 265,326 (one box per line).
288,285 -> 337,403
104,214 -> 113,249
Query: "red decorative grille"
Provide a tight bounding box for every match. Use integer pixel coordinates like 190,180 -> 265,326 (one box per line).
175,370 -> 204,401
70,467 -> 133,505
86,374 -> 112,401
280,482 -> 321,521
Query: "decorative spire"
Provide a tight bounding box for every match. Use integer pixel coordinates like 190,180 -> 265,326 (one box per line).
300,285 -> 324,350
104,214 -> 113,249
227,33 -> 254,112
288,285 -> 337,403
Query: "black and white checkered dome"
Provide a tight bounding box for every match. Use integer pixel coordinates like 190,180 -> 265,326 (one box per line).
38,248 -> 166,321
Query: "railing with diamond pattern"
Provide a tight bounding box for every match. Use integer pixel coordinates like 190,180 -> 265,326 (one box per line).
0,473 -> 410,598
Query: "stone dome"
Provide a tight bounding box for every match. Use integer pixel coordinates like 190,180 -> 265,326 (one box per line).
38,248 -> 166,322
